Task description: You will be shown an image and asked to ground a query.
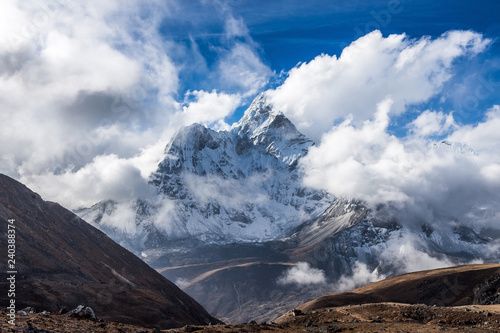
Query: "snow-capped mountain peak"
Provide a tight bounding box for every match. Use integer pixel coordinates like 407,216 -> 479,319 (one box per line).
234,92 -> 313,166
235,92 -> 281,135
80,93 -> 331,247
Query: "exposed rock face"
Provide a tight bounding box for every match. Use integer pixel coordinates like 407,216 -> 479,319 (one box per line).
64,305 -> 97,320
0,174 -> 219,329
473,273 -> 500,305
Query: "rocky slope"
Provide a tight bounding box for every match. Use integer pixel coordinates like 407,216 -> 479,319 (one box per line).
6,304 -> 500,333
0,174 -> 219,329
4,264 -> 500,333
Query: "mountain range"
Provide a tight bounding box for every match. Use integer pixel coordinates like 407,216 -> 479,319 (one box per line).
76,93 -> 500,323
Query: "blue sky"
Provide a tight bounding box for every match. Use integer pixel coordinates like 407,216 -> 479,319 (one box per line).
0,0 -> 499,212
153,0 -> 500,129
226,0 -> 498,68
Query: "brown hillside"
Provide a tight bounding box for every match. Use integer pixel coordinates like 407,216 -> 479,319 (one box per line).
0,174 -> 219,329
299,263 -> 500,312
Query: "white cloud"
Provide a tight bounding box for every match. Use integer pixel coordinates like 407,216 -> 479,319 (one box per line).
300,99 -> 500,229
262,29 -> 499,234
99,201 -> 139,236
184,173 -> 269,208
0,0 -> 269,209
151,198 -> 177,235
206,2 -> 274,96
277,262 -> 326,286
267,30 -> 490,141
448,106 -> 500,187
448,105 -> 500,156
379,235 -> 454,274
408,110 -> 457,137
224,15 -> 249,39
334,228 -> 490,293
19,154 -> 155,209
0,0 -> 175,174
178,90 -> 241,129
335,262 -> 385,292
216,42 -> 273,96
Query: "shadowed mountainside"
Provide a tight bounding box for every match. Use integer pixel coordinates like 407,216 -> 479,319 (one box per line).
0,174 -> 219,329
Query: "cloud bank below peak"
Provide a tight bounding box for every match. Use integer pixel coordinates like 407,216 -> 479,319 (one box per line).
299,99 -> 500,230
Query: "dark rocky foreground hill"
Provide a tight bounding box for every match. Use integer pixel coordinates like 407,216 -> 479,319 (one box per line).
2,263 -> 500,332
0,174 -> 219,329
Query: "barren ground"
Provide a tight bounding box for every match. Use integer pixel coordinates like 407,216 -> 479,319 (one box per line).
4,303 -> 500,332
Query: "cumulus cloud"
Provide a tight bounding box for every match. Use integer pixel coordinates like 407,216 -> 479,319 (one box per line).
277,262 -> 326,286
0,1 -> 176,194
408,110 -> 457,137
267,30 -> 490,141
19,154 -> 155,209
262,28 -> 499,234
300,99 -> 500,229
448,105 -> 500,157
0,0 -> 266,209
177,90 -> 241,130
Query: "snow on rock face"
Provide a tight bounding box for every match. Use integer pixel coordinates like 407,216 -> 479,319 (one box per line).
235,92 -> 313,166
149,93 -> 331,244
76,199 -> 171,252
80,93 -> 332,249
